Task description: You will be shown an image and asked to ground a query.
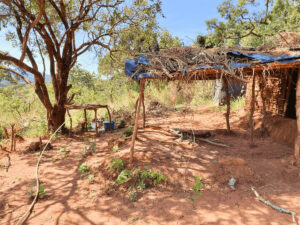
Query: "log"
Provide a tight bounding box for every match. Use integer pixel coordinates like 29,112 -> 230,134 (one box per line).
130,79 -> 145,163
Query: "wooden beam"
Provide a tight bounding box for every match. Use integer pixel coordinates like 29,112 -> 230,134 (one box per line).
295,68 -> 300,160
250,72 -> 256,147
223,77 -> 231,133
130,79 -> 146,163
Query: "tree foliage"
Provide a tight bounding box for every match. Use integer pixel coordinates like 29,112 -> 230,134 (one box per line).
0,0 -> 162,130
204,0 -> 300,48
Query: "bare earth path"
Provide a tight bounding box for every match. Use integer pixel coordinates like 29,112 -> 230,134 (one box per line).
1,106 -> 300,225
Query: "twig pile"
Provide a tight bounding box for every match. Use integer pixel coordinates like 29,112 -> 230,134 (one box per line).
135,47 -> 253,80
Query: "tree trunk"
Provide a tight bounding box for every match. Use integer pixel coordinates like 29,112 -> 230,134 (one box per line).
48,104 -> 66,131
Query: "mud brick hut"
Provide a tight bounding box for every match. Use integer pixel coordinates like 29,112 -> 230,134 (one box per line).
124,47 -> 300,162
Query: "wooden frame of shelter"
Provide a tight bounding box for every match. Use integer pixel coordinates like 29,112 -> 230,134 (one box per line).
65,104 -> 112,136
128,59 -> 300,163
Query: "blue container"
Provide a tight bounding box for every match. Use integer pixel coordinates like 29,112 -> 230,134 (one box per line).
103,121 -> 115,131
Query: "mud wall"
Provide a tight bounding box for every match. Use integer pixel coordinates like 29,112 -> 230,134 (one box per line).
244,69 -> 290,116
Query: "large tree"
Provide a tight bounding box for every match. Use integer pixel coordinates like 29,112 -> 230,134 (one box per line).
0,0 -> 162,130
205,0 -> 300,48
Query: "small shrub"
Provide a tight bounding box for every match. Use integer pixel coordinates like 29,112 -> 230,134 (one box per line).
87,174 -> 95,183
190,176 -> 202,202
109,158 -> 125,172
122,127 -> 133,138
38,184 -> 47,198
78,163 -> 90,175
115,169 -> 131,185
112,145 -> 119,153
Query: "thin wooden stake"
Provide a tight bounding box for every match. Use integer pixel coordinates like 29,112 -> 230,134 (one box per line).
250,72 -> 256,146
130,79 -> 146,163
84,109 -> 88,131
295,68 -> 300,160
95,109 -> 98,136
142,94 -> 146,128
10,124 -> 15,152
67,109 -> 72,137
223,77 -> 231,133
259,76 -> 267,135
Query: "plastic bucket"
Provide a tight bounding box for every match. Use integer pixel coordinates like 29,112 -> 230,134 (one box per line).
103,121 -> 115,131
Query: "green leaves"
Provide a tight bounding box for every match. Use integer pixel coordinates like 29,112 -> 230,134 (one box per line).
115,169 -> 131,185
190,176 -> 203,202
109,158 -> 125,172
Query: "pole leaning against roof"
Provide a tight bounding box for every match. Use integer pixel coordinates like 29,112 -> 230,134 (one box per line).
295,68 -> 300,160
130,79 -> 146,163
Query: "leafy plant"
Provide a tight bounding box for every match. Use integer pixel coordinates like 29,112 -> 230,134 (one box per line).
115,169 -> 131,185
87,174 -> 95,183
78,163 -> 90,175
109,158 -> 125,172
112,145 -> 119,153
38,184 -> 47,198
190,176 -> 203,202
122,127 -> 133,138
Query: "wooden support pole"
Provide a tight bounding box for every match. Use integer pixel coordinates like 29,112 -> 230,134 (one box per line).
10,124 -> 15,152
84,109 -> 88,131
223,77 -> 231,133
4,127 -> 9,139
250,73 -> 256,147
106,106 -> 112,131
259,77 -> 267,135
130,79 -> 146,163
295,69 -> 300,160
142,94 -> 146,128
67,109 -> 72,137
95,109 -> 98,136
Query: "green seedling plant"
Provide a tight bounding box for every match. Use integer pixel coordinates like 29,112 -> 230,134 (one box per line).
109,158 -> 125,172
115,169 -> 131,185
112,145 -> 119,153
122,127 -> 133,138
59,146 -> 70,158
78,163 -> 90,176
190,176 -> 203,202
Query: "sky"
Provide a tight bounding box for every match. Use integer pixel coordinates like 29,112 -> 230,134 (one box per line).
0,0 -> 226,76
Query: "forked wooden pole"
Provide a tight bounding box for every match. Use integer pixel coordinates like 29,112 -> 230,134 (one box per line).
295,68 -> 300,160
250,72 -> 256,146
130,79 -> 146,163
223,77 -> 231,133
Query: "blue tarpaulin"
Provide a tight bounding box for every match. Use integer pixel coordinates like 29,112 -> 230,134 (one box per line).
125,51 -> 300,80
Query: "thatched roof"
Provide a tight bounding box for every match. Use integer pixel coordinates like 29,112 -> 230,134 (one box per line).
125,46 -> 300,82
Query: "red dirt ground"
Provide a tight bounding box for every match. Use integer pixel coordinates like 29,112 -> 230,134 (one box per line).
1,106 -> 300,225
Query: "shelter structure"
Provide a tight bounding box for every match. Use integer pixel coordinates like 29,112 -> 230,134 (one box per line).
65,104 -> 111,136
124,47 -> 300,163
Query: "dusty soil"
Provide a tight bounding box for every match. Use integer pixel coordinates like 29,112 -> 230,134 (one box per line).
1,106 -> 300,225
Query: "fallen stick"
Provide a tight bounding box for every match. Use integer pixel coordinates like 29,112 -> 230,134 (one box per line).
251,187 -> 297,223
16,122 -> 65,225
197,138 -> 229,148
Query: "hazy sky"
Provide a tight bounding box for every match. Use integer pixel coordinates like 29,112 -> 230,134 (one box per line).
0,0 -> 226,75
